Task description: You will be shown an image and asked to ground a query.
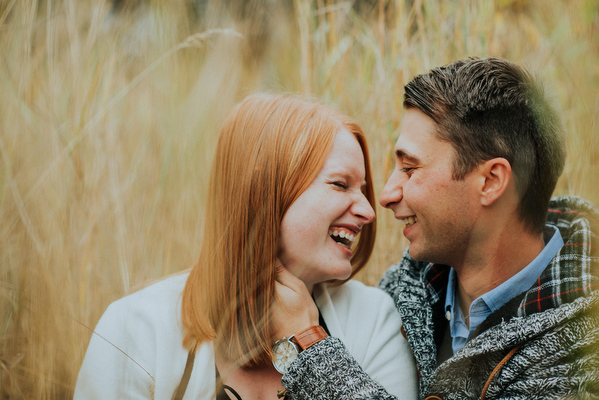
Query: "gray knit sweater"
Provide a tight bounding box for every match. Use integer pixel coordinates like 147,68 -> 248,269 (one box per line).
282,196 -> 599,399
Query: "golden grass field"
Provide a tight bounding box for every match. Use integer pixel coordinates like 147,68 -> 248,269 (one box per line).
1,0 -> 597,398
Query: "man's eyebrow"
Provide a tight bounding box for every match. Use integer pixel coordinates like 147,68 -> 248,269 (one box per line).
395,149 -> 420,163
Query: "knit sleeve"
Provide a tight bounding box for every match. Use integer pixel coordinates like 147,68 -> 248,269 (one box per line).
281,337 -> 399,400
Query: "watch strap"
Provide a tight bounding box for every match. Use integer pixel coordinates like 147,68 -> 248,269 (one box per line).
293,325 -> 328,350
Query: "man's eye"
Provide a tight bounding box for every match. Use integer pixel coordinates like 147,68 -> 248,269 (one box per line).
400,167 -> 415,174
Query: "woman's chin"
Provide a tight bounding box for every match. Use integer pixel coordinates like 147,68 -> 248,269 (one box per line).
316,267 -> 354,286
287,261 -> 353,291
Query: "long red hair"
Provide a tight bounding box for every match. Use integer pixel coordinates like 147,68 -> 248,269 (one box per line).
181,93 -> 376,366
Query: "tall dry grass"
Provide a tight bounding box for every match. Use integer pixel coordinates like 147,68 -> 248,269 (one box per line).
0,0 -> 597,398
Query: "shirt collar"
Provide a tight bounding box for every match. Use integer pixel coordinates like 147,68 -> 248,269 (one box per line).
444,225 -> 564,352
481,225 -> 564,312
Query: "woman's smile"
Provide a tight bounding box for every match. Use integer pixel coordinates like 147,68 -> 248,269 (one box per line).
278,129 -> 375,290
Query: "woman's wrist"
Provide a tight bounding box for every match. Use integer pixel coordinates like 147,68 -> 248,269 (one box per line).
293,325 -> 328,350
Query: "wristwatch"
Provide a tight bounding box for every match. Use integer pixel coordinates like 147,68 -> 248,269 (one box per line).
272,325 -> 328,374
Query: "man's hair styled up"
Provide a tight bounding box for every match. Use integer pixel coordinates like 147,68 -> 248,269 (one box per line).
403,56 -> 566,234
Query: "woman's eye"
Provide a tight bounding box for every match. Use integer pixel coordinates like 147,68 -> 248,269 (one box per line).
333,182 -> 348,189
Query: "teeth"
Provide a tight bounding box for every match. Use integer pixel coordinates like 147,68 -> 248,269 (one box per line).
402,216 -> 418,227
328,228 -> 357,243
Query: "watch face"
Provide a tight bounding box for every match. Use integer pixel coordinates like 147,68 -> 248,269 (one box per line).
272,338 -> 299,374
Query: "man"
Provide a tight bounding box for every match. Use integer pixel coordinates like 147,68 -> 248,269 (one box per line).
274,57 -> 599,399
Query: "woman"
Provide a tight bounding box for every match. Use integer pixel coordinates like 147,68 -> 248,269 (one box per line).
74,94 -> 418,399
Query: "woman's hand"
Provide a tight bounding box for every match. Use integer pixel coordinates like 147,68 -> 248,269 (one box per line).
272,262 -> 319,340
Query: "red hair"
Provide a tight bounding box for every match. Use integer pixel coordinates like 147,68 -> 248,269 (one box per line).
181,93 -> 376,366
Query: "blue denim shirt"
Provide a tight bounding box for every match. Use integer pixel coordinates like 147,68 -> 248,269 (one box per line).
444,225 -> 564,354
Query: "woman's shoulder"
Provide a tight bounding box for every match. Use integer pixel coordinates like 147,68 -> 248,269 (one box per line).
317,280 -> 397,319
100,271 -> 190,329
76,272 -> 195,398
325,279 -> 393,302
123,271 -> 189,302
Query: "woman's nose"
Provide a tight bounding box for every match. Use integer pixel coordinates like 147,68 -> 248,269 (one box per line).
354,193 -> 376,224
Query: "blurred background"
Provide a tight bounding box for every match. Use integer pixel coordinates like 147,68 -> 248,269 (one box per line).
0,0 -> 597,397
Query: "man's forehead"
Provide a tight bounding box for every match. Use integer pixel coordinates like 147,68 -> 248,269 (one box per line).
394,127 -> 433,157
394,125 -> 454,164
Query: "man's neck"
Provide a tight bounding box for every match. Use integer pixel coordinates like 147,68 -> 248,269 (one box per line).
454,225 -> 545,317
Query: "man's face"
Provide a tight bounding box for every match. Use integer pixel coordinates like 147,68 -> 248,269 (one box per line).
379,108 -> 480,266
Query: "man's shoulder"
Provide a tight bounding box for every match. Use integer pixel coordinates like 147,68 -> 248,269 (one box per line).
379,249 -> 450,300
547,195 -> 599,236
378,248 -> 419,289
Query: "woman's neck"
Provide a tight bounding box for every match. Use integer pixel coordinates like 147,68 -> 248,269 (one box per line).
215,354 -> 285,400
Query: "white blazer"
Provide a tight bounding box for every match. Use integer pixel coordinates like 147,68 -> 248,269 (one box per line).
75,273 -> 418,399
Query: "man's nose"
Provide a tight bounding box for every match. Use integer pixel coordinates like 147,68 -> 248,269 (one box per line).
379,169 -> 403,209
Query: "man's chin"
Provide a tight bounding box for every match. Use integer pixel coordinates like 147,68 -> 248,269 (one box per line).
407,245 -> 427,262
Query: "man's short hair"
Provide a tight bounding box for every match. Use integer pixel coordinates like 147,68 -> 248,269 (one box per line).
404,57 -> 566,234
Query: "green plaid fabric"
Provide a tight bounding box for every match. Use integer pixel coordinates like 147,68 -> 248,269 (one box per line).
518,196 -> 599,316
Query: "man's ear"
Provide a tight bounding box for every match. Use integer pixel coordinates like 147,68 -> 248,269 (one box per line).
478,158 -> 511,206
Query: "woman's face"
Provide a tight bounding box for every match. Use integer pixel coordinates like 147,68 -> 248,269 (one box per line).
278,129 -> 375,292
